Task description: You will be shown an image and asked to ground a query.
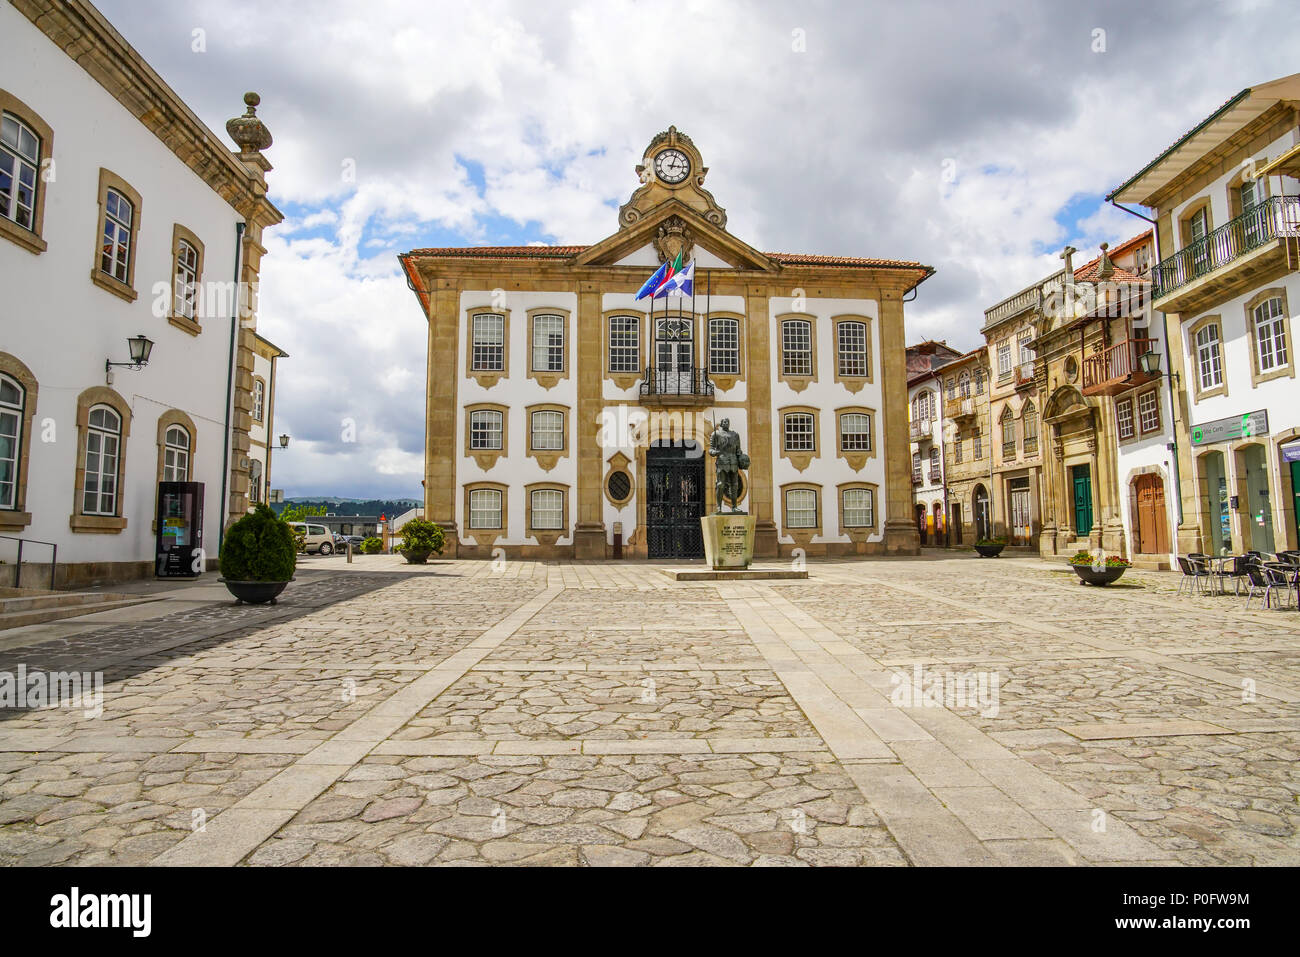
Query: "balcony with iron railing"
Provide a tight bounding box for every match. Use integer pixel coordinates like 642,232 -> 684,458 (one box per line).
1023,435 -> 1038,455
1014,362 -> 1036,392
1081,337 -> 1157,397
944,396 -> 975,420
928,467 -> 942,485
638,367 -> 715,406
1153,196 -> 1300,312
911,470 -> 922,486
909,418 -> 932,442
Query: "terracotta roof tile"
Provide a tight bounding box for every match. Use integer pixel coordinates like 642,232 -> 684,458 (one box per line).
403,246 -> 931,271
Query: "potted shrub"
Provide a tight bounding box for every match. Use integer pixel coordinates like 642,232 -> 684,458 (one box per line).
1069,551 -> 1132,586
360,536 -> 384,555
218,504 -> 297,604
973,537 -> 1007,558
397,518 -> 445,564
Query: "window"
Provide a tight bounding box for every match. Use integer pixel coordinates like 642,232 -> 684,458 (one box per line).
1195,322 -> 1223,391
912,391 -> 931,421
842,487 -> 873,528
470,409 -> 503,450
837,321 -> 867,377
782,319 -> 812,376
785,488 -> 817,529
248,458 -> 262,504
1253,297 -> 1288,373
608,315 -> 640,373
0,374 -> 22,509
997,342 -> 1012,376
163,425 -> 190,481
1018,333 -> 1034,365
945,377 -> 955,399
928,447 -> 940,477
83,405 -> 121,516
958,371 -> 971,398
973,429 -> 982,459
912,451 -> 922,480
0,112 -> 39,231
1116,397 -> 1135,439
469,488 -> 502,529
974,368 -> 985,395
253,379 -> 265,423
840,412 -> 871,452
532,313 -> 564,373
99,188 -> 134,285
1022,402 -> 1038,453
1000,407 -> 1016,457
709,317 -> 739,375
471,313 -> 505,371
530,410 -> 563,451
784,412 -> 815,452
530,489 -> 564,530
175,239 -> 199,320
1138,390 -> 1160,434
953,434 -> 963,464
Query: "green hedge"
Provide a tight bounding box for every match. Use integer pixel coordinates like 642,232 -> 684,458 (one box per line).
399,518 -> 445,555
219,504 -> 297,581
360,536 -> 383,555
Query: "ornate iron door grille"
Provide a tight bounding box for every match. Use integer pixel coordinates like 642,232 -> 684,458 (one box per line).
646,444 -> 705,559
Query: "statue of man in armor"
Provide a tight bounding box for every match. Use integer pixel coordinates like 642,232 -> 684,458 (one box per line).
709,418 -> 749,512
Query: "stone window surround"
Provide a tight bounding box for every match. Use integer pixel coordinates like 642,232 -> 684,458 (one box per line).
463,481 -> 508,545
1115,395 -> 1136,441
776,314 -> 817,391
603,308 -> 649,390
603,451 -> 634,508
1244,287 -> 1293,388
1187,313 -> 1228,402
90,168 -> 143,303
526,306 -> 571,388
1136,387 -> 1162,436
0,352 -> 37,531
837,481 -> 879,538
70,386 -> 131,534
525,402 -> 569,471
168,222 -> 205,335
833,315 -> 873,392
524,482 -> 569,544
835,405 -> 877,469
706,311 -> 746,389
778,404 -> 819,473
779,482 -> 822,542
0,89 -> 53,255
251,375 -> 266,423
1178,197 -> 1212,250
465,308 -> 510,387
464,402 -> 509,470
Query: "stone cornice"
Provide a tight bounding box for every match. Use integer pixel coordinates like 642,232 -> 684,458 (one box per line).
14,0 -> 283,226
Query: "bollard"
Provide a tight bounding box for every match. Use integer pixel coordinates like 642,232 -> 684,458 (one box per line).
346,542 -> 353,563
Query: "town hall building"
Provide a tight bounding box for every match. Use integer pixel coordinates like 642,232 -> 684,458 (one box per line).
400,128 -> 933,559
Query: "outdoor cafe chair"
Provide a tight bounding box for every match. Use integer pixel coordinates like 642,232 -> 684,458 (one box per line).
1216,555 -> 1252,596
1244,562 -> 1279,610
1263,562 -> 1298,610
1177,556 -> 1207,597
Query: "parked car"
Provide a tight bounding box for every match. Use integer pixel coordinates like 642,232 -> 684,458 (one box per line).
287,521 -> 335,555
334,535 -> 365,551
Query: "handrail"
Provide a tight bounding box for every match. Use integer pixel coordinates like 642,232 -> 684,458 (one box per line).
1154,196 -> 1300,298
0,534 -> 58,589
1082,337 -> 1153,392
639,366 -> 715,398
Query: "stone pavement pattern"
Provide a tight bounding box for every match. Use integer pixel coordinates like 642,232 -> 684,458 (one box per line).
1,555 -> 1298,866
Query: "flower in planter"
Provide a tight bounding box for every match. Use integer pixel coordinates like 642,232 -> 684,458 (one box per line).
1067,551 -> 1132,569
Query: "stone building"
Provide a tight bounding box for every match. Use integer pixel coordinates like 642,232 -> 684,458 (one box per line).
400,128 -> 933,559
905,340 -> 961,544
936,348 -> 993,544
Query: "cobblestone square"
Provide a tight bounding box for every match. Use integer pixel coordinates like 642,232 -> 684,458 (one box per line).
2,555 -> 1298,866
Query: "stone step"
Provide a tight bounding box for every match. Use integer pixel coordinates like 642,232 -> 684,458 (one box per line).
0,596 -> 160,631
0,591 -> 129,613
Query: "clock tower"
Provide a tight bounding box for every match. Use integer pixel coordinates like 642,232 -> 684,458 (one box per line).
618,126 -> 728,231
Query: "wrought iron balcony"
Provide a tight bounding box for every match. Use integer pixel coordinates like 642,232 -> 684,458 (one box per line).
1014,362 -> 1036,391
909,418 -> 932,441
1023,435 -> 1038,455
1153,196 -> 1300,307
928,468 -> 942,484
911,471 -> 923,486
945,396 -> 975,420
639,367 -> 715,405
1081,337 -> 1157,397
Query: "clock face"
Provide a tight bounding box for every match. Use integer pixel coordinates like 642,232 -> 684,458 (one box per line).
654,148 -> 690,184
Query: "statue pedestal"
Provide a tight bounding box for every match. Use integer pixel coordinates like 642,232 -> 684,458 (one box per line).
701,513 -> 756,570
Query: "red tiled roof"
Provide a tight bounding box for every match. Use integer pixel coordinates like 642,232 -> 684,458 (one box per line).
402,245 -> 931,271
764,252 -> 930,270
1072,263 -> 1149,283
1072,230 -> 1153,279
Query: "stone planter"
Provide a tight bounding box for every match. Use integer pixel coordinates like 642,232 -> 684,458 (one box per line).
400,548 -> 432,565
973,543 -> 1006,558
1072,565 -> 1128,586
219,578 -> 293,605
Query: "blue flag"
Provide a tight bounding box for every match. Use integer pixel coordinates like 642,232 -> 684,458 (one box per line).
656,260 -> 694,298
635,261 -> 670,300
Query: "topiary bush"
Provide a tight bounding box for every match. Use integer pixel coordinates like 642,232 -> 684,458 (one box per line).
398,518 -> 445,556
360,536 -> 383,555
219,504 -> 297,582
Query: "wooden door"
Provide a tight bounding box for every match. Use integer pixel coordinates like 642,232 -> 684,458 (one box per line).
1134,474 -> 1169,554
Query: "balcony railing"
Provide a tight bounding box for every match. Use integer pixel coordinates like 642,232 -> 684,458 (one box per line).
1081,337 -> 1156,397
928,468 -> 941,484
1014,362 -> 1036,391
1153,196 -> 1300,299
911,471 -> 922,486
909,418 -> 932,441
944,396 -> 975,420
1002,441 -> 1017,459
639,367 -> 715,401
1023,435 -> 1038,455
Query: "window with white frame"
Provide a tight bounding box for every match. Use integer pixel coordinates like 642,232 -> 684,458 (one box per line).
1000,407 -> 1016,455
0,112 -> 40,230
945,377 -> 955,399
174,239 -> 199,320
1018,333 -> 1034,365
974,368 -> 985,394
100,189 -> 133,284
468,488 -> 502,529
997,342 -> 1012,376
471,313 -> 505,371
953,434 -> 963,464
530,410 -> 563,451
841,487 -> 873,528
0,374 -> 23,509
532,314 -> 564,372
837,321 -> 868,376
1253,297 -> 1288,372
248,457 -> 262,503
1195,322 -> 1223,391
1116,397 -> 1134,439
785,488 -> 817,529
530,488 -> 564,530
470,409 -> 503,450
782,320 -> 812,376
1022,402 -> 1038,450
253,379 -> 264,423
709,317 -> 739,375
608,315 -> 639,373
163,425 -> 190,481
83,405 -> 121,516
959,370 -> 971,398
783,412 -> 814,452
840,412 -> 871,452
1138,390 -> 1160,434
973,429 -> 982,459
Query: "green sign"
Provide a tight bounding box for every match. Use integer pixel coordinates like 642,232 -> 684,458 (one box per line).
1190,410 -> 1269,447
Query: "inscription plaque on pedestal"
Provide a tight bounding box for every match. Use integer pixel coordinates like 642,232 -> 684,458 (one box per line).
701,513 -> 756,569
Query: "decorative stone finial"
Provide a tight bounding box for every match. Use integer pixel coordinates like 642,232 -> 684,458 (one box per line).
1096,241 -> 1114,280
226,91 -> 273,153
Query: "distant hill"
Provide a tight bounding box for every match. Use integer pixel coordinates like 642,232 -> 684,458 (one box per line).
272,498 -> 420,517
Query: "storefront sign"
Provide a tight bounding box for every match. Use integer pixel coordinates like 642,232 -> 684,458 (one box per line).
1190,410 -> 1269,447
1281,441 -> 1300,463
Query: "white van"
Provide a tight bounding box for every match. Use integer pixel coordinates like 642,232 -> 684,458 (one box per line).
288,522 -> 335,555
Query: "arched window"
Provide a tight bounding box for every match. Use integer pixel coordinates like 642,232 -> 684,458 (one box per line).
163,425 -> 190,481
1000,406 -> 1016,457
1022,401 -> 1038,453
1,112 -> 40,231
0,373 -> 23,509
248,458 -> 263,504
175,239 -> 199,319
253,378 -> 265,423
100,188 -> 133,284
83,405 -> 122,516
959,370 -> 971,398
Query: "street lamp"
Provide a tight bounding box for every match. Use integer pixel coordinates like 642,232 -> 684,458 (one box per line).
279,434 -> 290,449
105,334 -> 154,376
1139,347 -> 1180,385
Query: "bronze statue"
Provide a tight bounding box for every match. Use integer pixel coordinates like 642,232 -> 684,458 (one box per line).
709,418 -> 749,512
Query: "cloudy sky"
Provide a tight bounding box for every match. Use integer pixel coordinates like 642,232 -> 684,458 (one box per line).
97,0 -> 1298,499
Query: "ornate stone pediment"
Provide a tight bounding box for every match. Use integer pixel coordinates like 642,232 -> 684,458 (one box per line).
618,126 -> 728,230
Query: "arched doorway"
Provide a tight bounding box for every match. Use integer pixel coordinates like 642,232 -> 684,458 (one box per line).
1132,473 -> 1169,555
915,503 -> 928,545
973,485 -> 991,541
932,502 -> 944,544
645,440 -> 705,558
1199,449 -> 1230,554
